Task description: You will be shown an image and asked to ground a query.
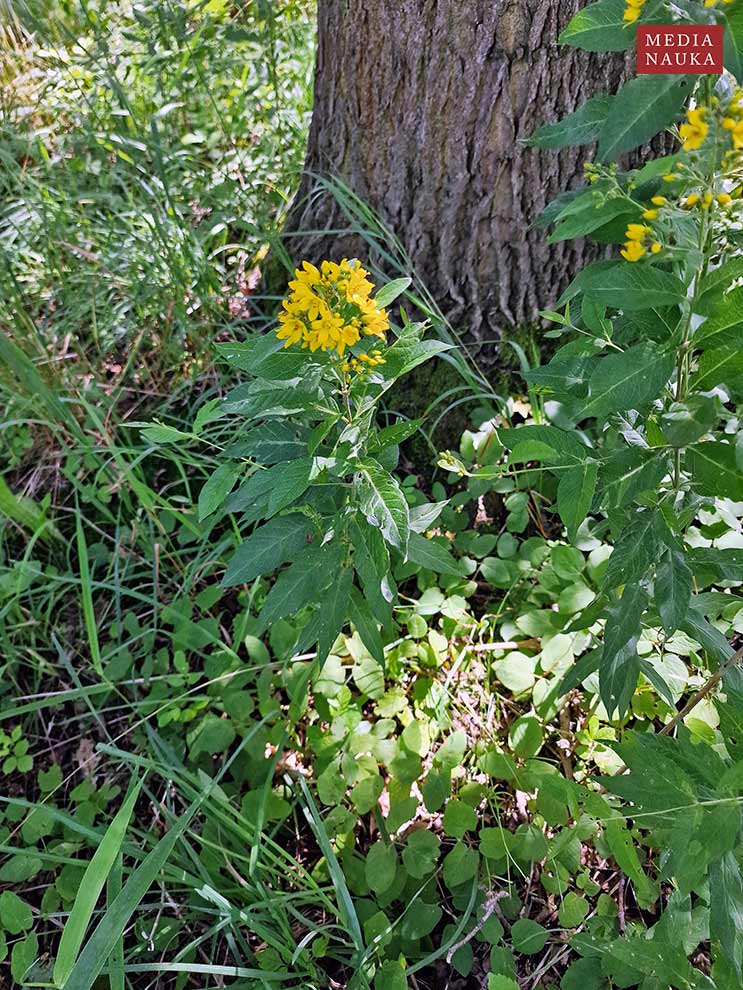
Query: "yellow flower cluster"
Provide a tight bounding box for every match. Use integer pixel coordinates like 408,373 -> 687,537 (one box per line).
341,350 -> 385,374
276,259 -> 390,358
621,223 -> 661,262
679,107 -> 708,152
722,93 -> 743,150
623,0 -> 645,23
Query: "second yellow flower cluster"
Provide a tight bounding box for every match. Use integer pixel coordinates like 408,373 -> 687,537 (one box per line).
620,223 -> 662,263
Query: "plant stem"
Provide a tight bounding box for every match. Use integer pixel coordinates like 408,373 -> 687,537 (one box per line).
659,640 -> 743,736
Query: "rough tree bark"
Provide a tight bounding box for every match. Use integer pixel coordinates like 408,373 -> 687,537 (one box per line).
285,0 -> 632,367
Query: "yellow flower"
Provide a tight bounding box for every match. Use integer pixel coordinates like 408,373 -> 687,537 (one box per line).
621,240 -> 646,262
625,223 -> 651,242
663,173 -> 680,183
276,313 -> 305,348
717,192 -> 733,206
701,192 -> 713,209
730,120 -> 743,150
679,107 -> 709,151
651,196 -> 667,207
623,0 -> 645,21
275,258 -> 390,359
683,193 -> 700,207
651,242 -> 662,254
642,209 -> 659,220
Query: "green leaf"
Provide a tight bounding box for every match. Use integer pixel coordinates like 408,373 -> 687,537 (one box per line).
528,94 -> 613,148
368,418 -> 423,454
443,799 -> 478,839
222,514 -> 313,587
559,0 -> 634,52
357,458 -> 410,553
682,605 -> 735,668
699,257 -> 743,313
558,892 -> 589,928
138,422 -> 193,444
598,74 -> 692,161
374,277 -> 411,309
604,818 -> 654,903
197,463 -> 241,521
696,288 -> 743,351
0,890 -> 33,934
498,424 -> 592,464
582,344 -> 675,422
557,460 -> 598,541
655,549 -> 692,636
579,265 -> 685,312
266,457 -> 314,516
488,977 -> 519,990
350,774 -> 383,814
511,918 -> 549,955
660,396 -> 718,447
603,514 -> 660,590
379,325 -> 450,383
409,500 -> 448,532
254,543 -> 339,635
710,851 -> 743,977
403,829 -> 440,878
687,442 -> 743,501
509,715 -> 542,759
600,586 -> 647,718
723,4 -> 743,80
694,348 -> 743,398
11,932 -> 38,985
53,779 -> 142,988
365,841 -> 398,894
548,195 -> 636,243
375,960 -> 408,990
317,567 -> 353,664
406,532 -> 460,576
348,588 -> 385,665
687,548 -> 743,583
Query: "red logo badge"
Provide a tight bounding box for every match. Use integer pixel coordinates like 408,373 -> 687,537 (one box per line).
637,25 -> 724,74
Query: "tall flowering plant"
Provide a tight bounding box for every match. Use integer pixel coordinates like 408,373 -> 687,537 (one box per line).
509,0 -> 743,981
176,265 -> 453,706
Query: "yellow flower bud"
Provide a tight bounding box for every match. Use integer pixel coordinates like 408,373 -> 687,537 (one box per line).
717,192 -> 733,206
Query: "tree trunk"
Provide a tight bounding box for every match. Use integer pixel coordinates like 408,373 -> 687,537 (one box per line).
285,0 -> 631,367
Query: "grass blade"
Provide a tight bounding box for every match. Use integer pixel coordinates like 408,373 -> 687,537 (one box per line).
295,775 -> 365,958
63,793 -> 201,990
74,507 -> 102,678
54,778 -> 143,988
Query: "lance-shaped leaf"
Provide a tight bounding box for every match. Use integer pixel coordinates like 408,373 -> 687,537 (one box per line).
356,458 -> 410,553
559,0 -> 634,52
528,94 -> 613,148
600,585 -> 647,718
710,852 -> 743,978
687,442 -> 743,501
222,514 -> 314,587
655,549 -> 693,635
598,74 -> 693,161
557,460 -> 598,542
582,344 -> 676,421
406,532 -> 461,576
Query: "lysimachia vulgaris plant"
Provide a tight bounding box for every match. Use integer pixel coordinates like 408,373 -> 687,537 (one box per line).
509,0 -> 743,980
181,262 -> 453,710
